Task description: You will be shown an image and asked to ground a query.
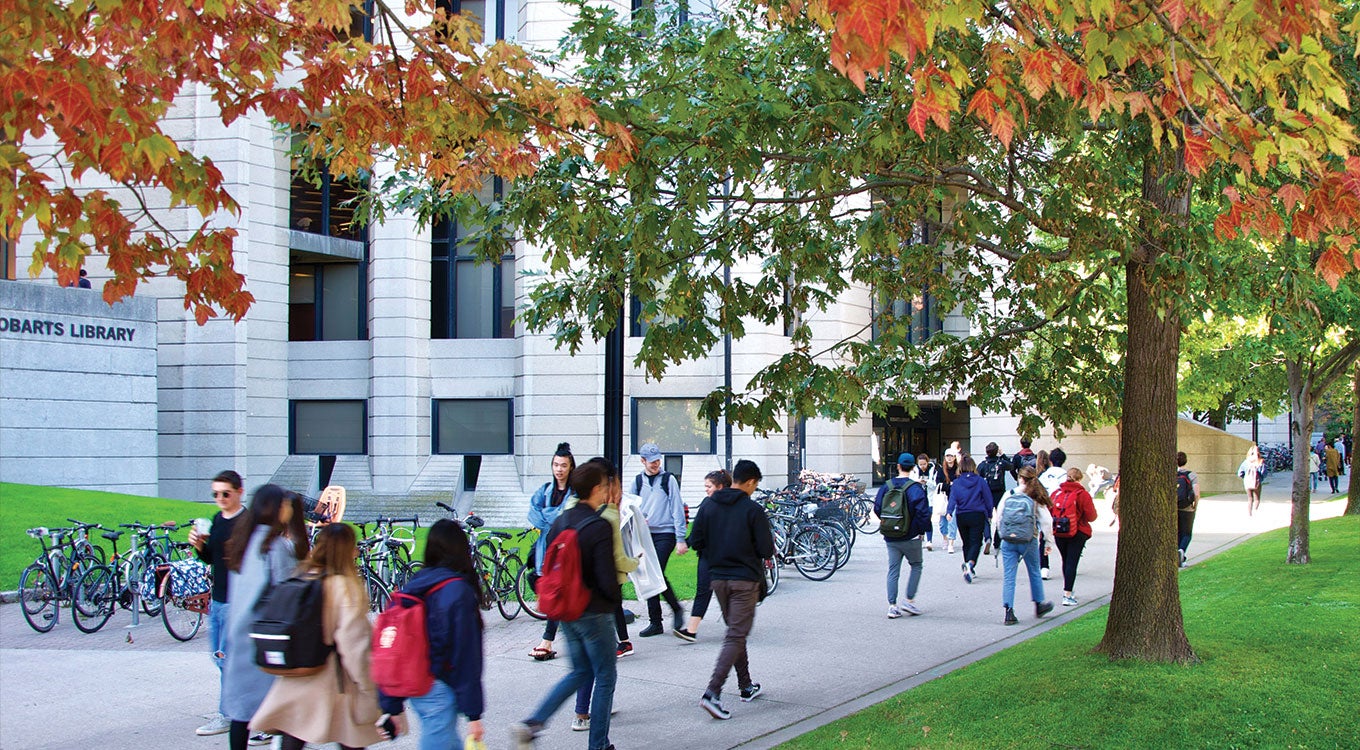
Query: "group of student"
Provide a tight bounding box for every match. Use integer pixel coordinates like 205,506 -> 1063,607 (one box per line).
873,442 -> 1101,625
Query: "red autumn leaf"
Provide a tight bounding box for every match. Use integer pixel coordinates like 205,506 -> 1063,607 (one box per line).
907,96 -> 931,138
1341,157 -> 1360,200
1020,49 -> 1055,99
1183,129 -> 1212,176
1159,0 -> 1190,31
1275,184 -> 1306,214
1315,245 -> 1354,290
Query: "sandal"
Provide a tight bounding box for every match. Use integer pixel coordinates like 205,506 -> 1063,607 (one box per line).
530,647 -> 557,661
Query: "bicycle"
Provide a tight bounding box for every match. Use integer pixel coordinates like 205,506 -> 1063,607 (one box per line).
435,503 -> 525,621
155,543 -> 211,641
18,525 -> 95,633
72,522 -> 175,633
354,516 -> 422,613
512,527 -> 545,620
763,496 -> 841,581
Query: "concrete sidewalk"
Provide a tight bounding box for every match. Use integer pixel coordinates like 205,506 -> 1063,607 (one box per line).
0,473 -> 1348,750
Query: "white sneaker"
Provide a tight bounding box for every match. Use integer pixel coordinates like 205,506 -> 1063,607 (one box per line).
899,601 -> 923,616
1062,595 -> 1078,607
1041,567 -> 1051,580
571,715 -> 590,732
925,541 -> 933,551
196,715 -> 230,737
887,605 -> 902,619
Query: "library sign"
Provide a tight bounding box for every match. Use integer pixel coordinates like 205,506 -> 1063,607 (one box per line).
0,315 -> 139,342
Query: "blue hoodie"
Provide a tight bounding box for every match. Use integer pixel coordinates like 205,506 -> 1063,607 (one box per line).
379,566 -> 485,720
946,473 -> 994,518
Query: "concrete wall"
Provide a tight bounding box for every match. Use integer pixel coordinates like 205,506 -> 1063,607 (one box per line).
0,282 -> 159,494
1034,418 -> 1253,494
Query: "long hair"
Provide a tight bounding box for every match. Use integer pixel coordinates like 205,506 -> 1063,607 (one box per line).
281,490 -> 311,559
424,519 -> 488,612
303,524 -> 363,604
1037,450 -> 1051,472
942,452 -> 960,481
1017,466 -> 1051,508
226,484 -> 307,572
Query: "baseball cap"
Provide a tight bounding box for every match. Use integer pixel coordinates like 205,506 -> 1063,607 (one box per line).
640,443 -> 663,462
897,452 -> 915,468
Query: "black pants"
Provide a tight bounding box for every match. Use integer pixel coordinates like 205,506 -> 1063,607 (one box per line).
1053,532 -> 1090,593
955,511 -> 988,564
691,555 -> 712,619
1177,510 -> 1196,553
1040,531 -> 1050,570
646,532 -> 683,624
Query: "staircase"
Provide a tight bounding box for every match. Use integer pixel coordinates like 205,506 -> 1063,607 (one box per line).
465,455 -> 530,528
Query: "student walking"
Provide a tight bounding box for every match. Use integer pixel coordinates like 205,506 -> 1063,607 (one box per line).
1035,447 -> 1071,579
189,470 -> 247,738
221,486 -> 309,749
937,451 -> 961,553
512,461 -> 621,750
1238,445 -> 1267,514
632,443 -> 687,637
690,460 -> 775,720
1324,443 -> 1342,494
676,469 -> 732,642
947,455 -> 994,583
1175,453 -> 1201,567
1050,467 -> 1098,605
374,519 -> 486,749
250,524 -> 384,750
911,453 -> 946,551
997,466 -> 1055,625
977,444 -> 1012,554
528,443 -> 577,662
875,453 -> 930,616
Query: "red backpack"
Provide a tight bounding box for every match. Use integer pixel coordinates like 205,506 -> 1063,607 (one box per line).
536,514 -> 603,622
1051,487 -> 1081,538
370,578 -> 456,697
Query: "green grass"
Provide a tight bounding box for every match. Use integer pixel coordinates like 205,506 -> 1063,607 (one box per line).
780,515 -> 1360,749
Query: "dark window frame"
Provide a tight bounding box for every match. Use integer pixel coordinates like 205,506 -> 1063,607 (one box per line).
630,396 -> 717,455
289,399 -> 368,455
289,260 -> 368,342
432,398 -> 515,455
431,178 -> 514,340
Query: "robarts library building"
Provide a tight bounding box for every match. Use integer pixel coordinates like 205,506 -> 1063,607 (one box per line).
0,1 -> 1271,519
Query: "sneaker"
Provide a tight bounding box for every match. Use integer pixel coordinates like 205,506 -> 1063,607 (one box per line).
963,562 -> 972,583
1041,567 -> 1051,580
1179,549 -> 1187,567
247,733 -> 273,747
740,683 -> 762,702
616,641 -> 635,658
1062,595 -> 1078,607
983,541 -> 992,556
925,541 -> 933,551
899,601 -> 923,616
195,715 -> 230,737
700,692 -> 731,720
673,628 -> 697,643
947,542 -> 956,554
887,604 -> 902,619
1036,600 -> 1055,618
571,715 -> 590,732
1003,606 -> 1018,626
638,622 -> 664,638
510,721 -> 542,749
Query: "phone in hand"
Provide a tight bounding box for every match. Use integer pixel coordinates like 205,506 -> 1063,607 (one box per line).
381,717 -> 397,737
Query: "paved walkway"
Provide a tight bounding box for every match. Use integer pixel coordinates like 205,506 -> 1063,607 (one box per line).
0,473 -> 1349,750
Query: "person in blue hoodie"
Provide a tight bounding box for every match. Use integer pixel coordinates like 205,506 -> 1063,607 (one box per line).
947,455 -> 995,584
376,519 -> 486,750
874,453 -> 931,617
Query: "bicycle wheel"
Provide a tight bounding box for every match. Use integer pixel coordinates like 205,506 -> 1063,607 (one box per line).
854,496 -> 880,534
496,554 -> 524,621
515,562 -> 545,620
791,527 -> 838,581
763,557 -> 780,597
133,556 -> 165,617
19,564 -> 59,633
822,523 -> 853,570
362,569 -> 391,613
161,592 -> 205,641
72,565 -> 116,633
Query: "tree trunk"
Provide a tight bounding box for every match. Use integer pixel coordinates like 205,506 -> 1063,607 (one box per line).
1207,400 -> 1229,431
1286,359 -> 1313,563
1348,363 -> 1359,515
1094,151 -> 1196,663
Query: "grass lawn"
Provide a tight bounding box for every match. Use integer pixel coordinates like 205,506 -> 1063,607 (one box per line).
780,514 -> 1360,749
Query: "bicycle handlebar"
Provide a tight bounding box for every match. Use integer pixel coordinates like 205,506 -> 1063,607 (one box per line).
376,516 -> 420,526
436,501 -> 456,514
489,531 -> 511,540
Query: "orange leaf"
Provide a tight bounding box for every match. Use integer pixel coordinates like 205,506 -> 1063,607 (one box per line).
1158,0 -> 1189,31
1183,129 -> 1212,176
907,97 -> 930,138
1276,184 -> 1305,214
1315,245 -> 1354,290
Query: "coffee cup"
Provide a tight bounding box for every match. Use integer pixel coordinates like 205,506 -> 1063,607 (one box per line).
194,518 -> 212,537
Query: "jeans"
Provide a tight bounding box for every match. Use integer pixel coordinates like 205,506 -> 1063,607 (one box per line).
937,513 -> 956,541
409,678 -> 461,750
646,533 -> 683,624
884,537 -> 923,603
527,611 -> 617,750
1053,532 -> 1089,593
208,599 -> 229,714
707,579 -> 759,696
691,556 -> 713,619
955,511 -> 987,564
1001,539 -> 1045,608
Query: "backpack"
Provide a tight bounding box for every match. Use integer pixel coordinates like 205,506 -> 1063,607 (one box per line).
632,472 -> 675,497
879,480 -> 911,538
1176,470 -> 1195,511
1051,487 -> 1080,538
371,578 -> 456,697
1015,452 -> 1038,471
536,513 -> 604,622
998,491 -> 1039,545
250,574 -> 332,676
980,457 -> 1009,494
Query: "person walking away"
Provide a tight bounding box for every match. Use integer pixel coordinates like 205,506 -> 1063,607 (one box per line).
1309,450 -> 1321,493
250,525 -> 384,749
676,469 -> 732,641
373,519 -> 486,749
632,443 -> 687,637
938,450 -> 961,553
977,444 -> 1012,555
1050,467 -> 1098,605
1011,437 -> 1038,480
1324,443 -> 1342,494
947,456 -> 994,584
528,443 -> 577,661
910,453 -> 946,551
689,460 -> 775,720
1333,436 -> 1346,476
997,466 -> 1055,625
512,461 -> 620,750
1174,453 -> 1200,567
875,454 -> 930,616
190,470 -> 247,737
1035,447 -> 1071,580
222,486 -> 310,749
1238,445 -> 1266,514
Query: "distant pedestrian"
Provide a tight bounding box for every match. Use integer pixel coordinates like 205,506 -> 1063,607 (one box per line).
910,453 -> 946,552
1309,451 -> 1321,493
1334,437 -> 1346,475
189,470 -> 247,738
676,469 -> 732,642
875,453 -> 930,617
1238,445 -> 1266,514
690,459 -> 775,720
528,443 -> 577,662
1011,437 -> 1038,479
632,443 -> 687,637
997,466 -> 1055,626
976,443 -> 1012,554
1324,444 -> 1342,494
77,268 -> 92,288
938,450 -> 961,553
1175,453 -> 1200,567
946,455 -> 993,584
1050,466 -> 1097,605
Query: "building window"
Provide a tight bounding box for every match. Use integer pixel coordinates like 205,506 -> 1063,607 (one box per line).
436,0 -> 503,41
431,180 -> 514,339
433,399 -> 513,454
291,400 -> 367,455
632,0 -> 688,25
1,235 -> 13,280
289,260 -> 365,341
632,397 -> 715,454
872,292 -> 943,345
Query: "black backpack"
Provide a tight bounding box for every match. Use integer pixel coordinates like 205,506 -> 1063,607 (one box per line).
981,457 -> 1010,493
250,574 -> 332,676
1176,470 -> 1195,511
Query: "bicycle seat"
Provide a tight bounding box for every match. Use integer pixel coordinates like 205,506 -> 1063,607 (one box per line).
102,530 -> 124,541
464,515 -> 485,529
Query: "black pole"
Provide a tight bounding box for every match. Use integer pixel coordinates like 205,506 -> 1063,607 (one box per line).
722,178 -> 733,471
605,302 -> 625,470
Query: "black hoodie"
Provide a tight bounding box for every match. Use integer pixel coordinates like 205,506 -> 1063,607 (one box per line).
687,488 -> 775,582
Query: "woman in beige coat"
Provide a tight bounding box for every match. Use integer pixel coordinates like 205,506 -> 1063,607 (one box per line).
251,524 -> 384,750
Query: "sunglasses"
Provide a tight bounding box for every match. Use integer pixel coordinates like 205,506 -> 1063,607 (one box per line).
212,490 -> 235,499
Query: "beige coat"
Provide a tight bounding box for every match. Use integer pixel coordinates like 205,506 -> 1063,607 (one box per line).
251,575 -> 384,747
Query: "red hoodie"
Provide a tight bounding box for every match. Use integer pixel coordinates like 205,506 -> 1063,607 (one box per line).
1054,480 -> 1098,538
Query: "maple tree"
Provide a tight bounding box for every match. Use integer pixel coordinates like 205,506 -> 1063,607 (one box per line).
1,0 -> 629,323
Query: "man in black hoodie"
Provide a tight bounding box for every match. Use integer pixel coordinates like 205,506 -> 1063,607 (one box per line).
688,459 -> 775,720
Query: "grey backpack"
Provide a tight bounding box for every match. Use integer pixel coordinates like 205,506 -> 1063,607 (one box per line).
998,491 -> 1038,544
